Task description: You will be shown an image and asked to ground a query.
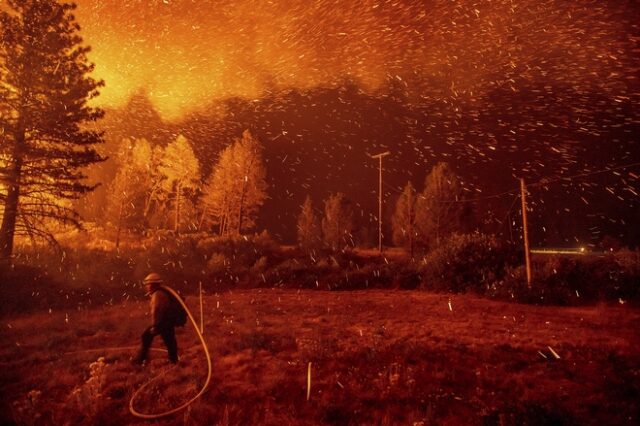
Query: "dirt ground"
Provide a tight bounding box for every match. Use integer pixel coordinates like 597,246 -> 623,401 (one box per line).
1,289 -> 639,425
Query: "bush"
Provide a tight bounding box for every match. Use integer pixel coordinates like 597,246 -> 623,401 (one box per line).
392,266 -> 422,289
196,231 -> 279,272
419,233 -> 520,293
491,252 -> 640,305
265,258 -> 326,289
206,253 -> 231,274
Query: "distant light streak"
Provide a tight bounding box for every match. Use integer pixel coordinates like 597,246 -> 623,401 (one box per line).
531,248 -> 586,255
547,346 -> 561,359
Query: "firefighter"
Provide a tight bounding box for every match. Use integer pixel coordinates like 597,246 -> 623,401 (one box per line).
133,273 -> 179,365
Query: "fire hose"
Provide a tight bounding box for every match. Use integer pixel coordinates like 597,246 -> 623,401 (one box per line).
65,285 -> 213,419
129,285 -> 213,419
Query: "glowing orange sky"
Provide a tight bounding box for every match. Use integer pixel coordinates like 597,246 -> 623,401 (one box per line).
75,0 -> 637,120
77,0 -> 400,119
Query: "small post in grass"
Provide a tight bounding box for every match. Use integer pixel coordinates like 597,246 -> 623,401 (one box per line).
307,362 -> 312,401
199,281 -> 204,334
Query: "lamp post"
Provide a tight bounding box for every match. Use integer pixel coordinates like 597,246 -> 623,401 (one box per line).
370,151 -> 390,253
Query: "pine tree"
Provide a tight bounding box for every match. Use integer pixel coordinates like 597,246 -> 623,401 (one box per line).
200,144 -> 234,235
157,135 -> 201,233
201,130 -> 267,236
232,130 -> 267,234
321,192 -> 355,250
0,0 -> 105,260
297,196 -> 321,250
391,181 -> 417,255
415,162 -> 466,250
142,144 -> 165,224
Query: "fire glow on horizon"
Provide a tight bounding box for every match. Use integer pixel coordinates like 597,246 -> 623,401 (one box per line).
74,0 -> 639,120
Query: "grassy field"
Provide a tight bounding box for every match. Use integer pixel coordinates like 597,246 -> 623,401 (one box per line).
1,289 -> 638,425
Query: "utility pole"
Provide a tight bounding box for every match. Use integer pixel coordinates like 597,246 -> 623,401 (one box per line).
520,178 -> 532,287
371,151 -> 390,253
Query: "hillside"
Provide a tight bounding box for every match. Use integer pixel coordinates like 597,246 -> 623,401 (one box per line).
1,289 -> 638,425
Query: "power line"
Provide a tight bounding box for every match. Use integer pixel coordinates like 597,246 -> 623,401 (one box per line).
500,193 -> 521,228
382,161 -> 640,204
527,161 -> 640,189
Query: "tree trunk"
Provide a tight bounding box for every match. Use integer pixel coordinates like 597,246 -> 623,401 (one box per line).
237,155 -> 255,235
198,206 -> 207,231
0,171 -> 22,261
237,190 -> 245,235
143,188 -> 155,218
115,197 -> 124,249
174,184 -> 181,233
0,118 -> 25,263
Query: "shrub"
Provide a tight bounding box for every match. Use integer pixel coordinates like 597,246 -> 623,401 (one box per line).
264,258 -> 325,288
251,256 -> 269,273
11,389 -> 42,425
196,232 -> 279,271
419,233 -> 520,293
491,253 -> 640,305
206,253 -> 231,274
392,266 -> 422,289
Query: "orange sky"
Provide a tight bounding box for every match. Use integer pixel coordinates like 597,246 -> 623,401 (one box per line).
76,0 -> 402,118
74,0 -> 637,120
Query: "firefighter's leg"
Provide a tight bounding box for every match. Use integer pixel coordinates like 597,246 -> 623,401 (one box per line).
160,326 -> 178,363
135,326 -> 156,363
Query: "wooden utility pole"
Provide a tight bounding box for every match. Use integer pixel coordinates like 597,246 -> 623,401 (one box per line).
371,151 -> 390,253
520,178 -> 532,287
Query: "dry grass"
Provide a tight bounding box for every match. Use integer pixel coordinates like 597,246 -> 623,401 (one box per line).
1,290 -> 639,425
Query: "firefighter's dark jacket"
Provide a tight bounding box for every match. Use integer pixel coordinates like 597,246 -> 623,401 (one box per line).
149,288 -> 173,328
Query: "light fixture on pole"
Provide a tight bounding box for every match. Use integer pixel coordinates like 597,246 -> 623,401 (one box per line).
370,151 -> 391,253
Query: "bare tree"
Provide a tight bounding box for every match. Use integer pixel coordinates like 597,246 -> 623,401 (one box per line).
0,0 -> 105,261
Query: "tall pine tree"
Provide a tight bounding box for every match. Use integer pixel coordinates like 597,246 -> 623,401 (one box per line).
107,138 -> 153,245
200,143 -> 234,235
233,130 -> 267,234
415,162 -> 466,250
321,192 -> 355,251
201,130 -> 267,236
0,0 -> 105,260
391,181 -> 417,255
157,135 -> 201,233
297,196 -> 321,250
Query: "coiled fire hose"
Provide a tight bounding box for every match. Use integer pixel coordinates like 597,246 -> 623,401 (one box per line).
129,285 -> 213,419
